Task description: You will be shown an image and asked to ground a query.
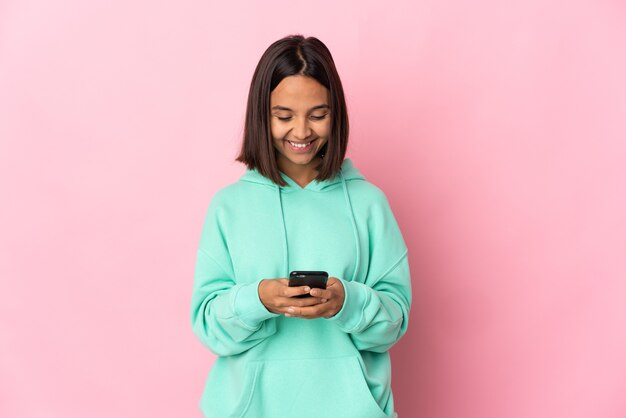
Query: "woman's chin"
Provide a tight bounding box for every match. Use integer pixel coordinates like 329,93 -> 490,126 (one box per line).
278,150 -> 318,164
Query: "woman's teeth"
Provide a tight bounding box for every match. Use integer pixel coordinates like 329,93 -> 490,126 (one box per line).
286,139 -> 316,151
289,141 -> 311,148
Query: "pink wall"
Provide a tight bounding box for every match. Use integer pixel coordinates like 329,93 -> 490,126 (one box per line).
1,1 -> 625,417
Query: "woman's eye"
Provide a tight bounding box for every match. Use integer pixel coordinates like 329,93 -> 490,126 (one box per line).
274,114 -> 328,122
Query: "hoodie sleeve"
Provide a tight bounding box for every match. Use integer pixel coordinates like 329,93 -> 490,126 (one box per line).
190,191 -> 281,357
327,187 -> 412,353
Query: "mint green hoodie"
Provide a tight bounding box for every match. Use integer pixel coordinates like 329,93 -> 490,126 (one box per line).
191,158 -> 411,418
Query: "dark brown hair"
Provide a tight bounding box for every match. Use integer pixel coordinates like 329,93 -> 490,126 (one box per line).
235,34 -> 349,187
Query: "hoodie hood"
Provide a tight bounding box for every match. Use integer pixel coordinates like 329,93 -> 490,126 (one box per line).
239,158 -> 365,282
239,158 -> 365,192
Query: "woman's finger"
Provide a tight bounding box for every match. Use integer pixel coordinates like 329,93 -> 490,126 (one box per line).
282,285 -> 311,298
309,288 -> 332,299
285,303 -> 330,319
279,295 -> 326,309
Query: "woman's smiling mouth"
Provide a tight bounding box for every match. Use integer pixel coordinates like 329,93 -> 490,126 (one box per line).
284,138 -> 317,152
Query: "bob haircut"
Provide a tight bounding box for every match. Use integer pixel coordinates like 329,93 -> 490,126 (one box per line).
235,34 -> 349,187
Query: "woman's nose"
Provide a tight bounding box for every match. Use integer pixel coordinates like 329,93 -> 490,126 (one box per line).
292,117 -> 312,140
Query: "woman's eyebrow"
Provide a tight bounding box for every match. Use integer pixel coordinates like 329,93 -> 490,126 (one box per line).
271,104 -> 330,111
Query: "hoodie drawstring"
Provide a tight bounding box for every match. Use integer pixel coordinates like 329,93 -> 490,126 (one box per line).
340,170 -> 360,282
277,187 -> 289,275
276,169 -> 360,283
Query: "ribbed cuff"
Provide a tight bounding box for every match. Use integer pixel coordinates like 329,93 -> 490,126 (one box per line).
233,278 -> 281,329
326,277 -> 371,332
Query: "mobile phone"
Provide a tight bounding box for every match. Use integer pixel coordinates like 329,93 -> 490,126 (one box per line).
288,271 -> 328,298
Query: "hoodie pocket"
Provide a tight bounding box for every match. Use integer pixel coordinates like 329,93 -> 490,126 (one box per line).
234,355 -> 388,418
228,361 -> 261,418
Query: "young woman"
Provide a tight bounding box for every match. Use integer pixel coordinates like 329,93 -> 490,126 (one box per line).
191,34 -> 412,418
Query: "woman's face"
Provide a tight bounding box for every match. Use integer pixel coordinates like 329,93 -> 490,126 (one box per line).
270,75 -> 331,172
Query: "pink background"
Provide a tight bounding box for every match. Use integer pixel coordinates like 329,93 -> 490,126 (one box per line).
1,1 -> 625,417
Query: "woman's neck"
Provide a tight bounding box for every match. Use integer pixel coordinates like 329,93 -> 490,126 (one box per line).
278,155 -> 322,188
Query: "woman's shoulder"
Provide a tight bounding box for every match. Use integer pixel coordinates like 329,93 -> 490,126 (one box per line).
207,176 -> 274,210
207,180 -> 245,206
345,177 -> 391,207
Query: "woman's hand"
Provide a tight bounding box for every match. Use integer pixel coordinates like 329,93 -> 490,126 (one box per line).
280,277 -> 345,319
258,278 -> 327,315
